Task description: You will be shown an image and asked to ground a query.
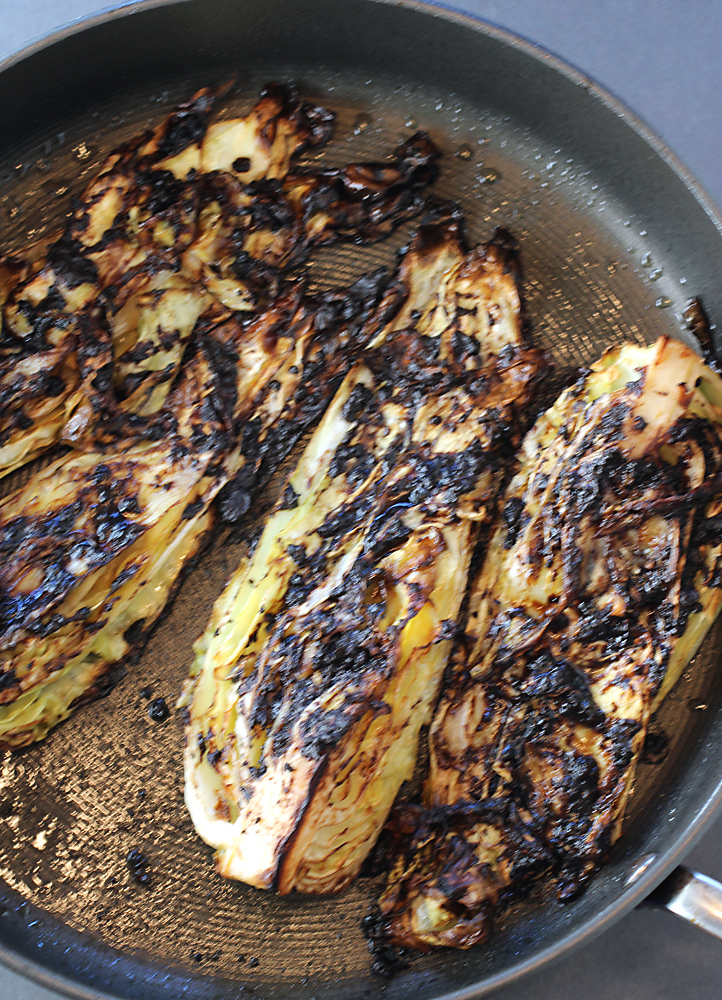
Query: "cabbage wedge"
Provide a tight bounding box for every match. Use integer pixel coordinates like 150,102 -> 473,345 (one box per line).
0,83 -> 329,472
0,82 -> 438,476
373,336 -> 722,953
182,216 -> 546,894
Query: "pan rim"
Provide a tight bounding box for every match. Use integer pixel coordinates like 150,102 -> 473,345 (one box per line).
1,1 -> 721,998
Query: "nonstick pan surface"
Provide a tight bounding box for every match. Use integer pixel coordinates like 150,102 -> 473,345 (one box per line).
2,2 -> 722,999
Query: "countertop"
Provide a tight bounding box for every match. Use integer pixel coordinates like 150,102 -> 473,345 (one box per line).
0,2 -> 721,998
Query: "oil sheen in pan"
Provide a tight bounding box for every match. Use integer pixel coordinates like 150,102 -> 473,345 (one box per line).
0,68 -> 718,996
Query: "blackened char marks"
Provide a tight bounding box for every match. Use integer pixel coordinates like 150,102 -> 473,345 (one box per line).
0,470 -> 144,641
284,572 -> 310,608
139,169 -> 185,216
684,297 -> 720,372
520,654 -> 604,727
91,362 -> 114,395
246,179 -> 296,233
299,635 -> 388,760
284,131 -> 440,252
0,668 -> 16,693
154,88 -> 216,160
286,544 -> 307,566
16,412 -> 35,431
46,235 -> 99,287
605,718 -> 639,771
342,383 -> 373,422
365,514 -> 411,562
181,499 -> 205,520
278,484 -> 299,511
258,82 -> 335,150
300,708 -> 354,760
202,335 -> 239,425
231,249 -> 282,302
415,442 -> 491,504
502,496 -> 524,549
362,908 -> 410,978
3,304 -> 65,355
215,268 -> 393,528
329,434 -> 374,487
370,799 -> 552,958
575,606 -> 634,655
317,494 -> 375,539
217,463 -> 257,525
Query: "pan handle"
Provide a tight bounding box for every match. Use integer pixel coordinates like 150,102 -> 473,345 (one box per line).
644,865 -> 722,939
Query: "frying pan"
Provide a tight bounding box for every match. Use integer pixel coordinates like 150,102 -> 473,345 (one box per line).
2,2 -> 722,998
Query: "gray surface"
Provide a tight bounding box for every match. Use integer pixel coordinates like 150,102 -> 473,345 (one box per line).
0,1 -> 721,998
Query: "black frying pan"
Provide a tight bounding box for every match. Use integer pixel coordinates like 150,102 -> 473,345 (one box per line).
2,2 -> 722,999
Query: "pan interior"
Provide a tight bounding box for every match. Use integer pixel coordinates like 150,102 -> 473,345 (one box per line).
1,4 -> 722,999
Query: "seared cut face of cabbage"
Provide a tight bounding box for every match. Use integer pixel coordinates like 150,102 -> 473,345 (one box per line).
182,216 -> 546,895
0,263 -> 395,750
0,83 -> 332,472
0,82 -> 437,475
373,336 -> 722,954
0,444 -> 214,748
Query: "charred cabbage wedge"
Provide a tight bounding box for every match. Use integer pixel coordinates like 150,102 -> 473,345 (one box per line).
182,214 -> 546,894
0,84 -> 438,473
0,83 -> 330,472
372,335 -> 722,955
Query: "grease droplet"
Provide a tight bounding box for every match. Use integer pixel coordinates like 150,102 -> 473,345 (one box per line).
476,167 -> 501,185
404,116 -> 417,129
641,252 -> 652,267
649,268 -> 663,281
455,143 -> 473,160
655,296 -> 672,309
352,115 -> 370,135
